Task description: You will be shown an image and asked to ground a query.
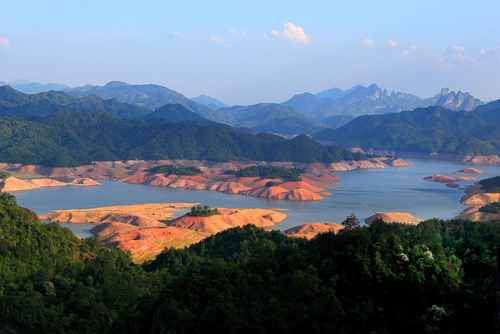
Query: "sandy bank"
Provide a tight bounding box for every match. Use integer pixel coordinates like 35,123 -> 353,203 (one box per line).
0,176 -> 100,192
41,204 -> 287,263
364,212 -> 423,225
284,223 -> 343,239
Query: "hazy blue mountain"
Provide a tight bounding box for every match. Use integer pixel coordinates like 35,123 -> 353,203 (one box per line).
320,114 -> 356,129
281,93 -> 336,120
314,101 -> 500,156
0,80 -> 70,94
283,84 -> 452,120
435,91 -> 483,111
217,103 -> 328,135
66,81 -> 222,121
191,94 -> 229,110
143,103 -> 208,123
315,85 -> 363,100
0,85 -> 152,118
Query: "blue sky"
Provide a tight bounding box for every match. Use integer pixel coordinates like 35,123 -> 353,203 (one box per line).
1,0 -> 499,104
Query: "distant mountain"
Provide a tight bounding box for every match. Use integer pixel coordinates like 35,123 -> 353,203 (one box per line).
66,81 -> 222,121
314,85 -> 363,100
0,80 -> 70,94
191,95 -> 229,110
320,114 -> 356,129
314,101 -> 500,156
0,85 -> 151,119
217,103 -> 328,135
282,84 -> 454,120
435,91 -> 483,111
281,93 -> 335,120
144,103 -> 208,123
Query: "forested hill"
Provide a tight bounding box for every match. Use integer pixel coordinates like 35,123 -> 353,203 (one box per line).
0,109 -> 365,167
314,103 -> 500,156
0,85 -> 152,119
0,193 -> 498,333
216,103 -> 328,135
66,81 -> 222,121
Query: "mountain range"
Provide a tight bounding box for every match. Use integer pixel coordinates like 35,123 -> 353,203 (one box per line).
313,99 -> 500,156
0,85 -> 152,119
191,94 -> 229,110
0,109 -> 364,167
0,80 -> 70,94
65,81 -> 223,121
282,84 -> 483,122
215,103 -> 327,135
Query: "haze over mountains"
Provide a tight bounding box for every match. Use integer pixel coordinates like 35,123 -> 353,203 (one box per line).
0,79 -> 488,139
282,84 -> 483,122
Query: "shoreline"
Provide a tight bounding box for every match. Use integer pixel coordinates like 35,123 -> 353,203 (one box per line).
0,157 -> 413,201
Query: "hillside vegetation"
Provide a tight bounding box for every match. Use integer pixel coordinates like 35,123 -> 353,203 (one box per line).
314,104 -> 500,155
0,109 -> 364,167
0,194 -> 499,333
216,103 -> 328,135
0,85 -> 152,119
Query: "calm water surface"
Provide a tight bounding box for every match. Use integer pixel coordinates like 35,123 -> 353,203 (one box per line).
15,158 -> 500,238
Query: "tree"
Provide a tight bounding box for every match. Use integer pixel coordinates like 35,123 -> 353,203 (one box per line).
341,214 -> 360,232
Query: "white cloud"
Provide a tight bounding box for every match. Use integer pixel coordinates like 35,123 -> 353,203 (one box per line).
229,28 -> 246,37
354,39 -> 376,48
172,31 -> 185,39
386,39 -> 398,48
271,23 -> 312,44
410,44 -> 418,50
0,37 -> 13,52
452,46 -> 466,53
209,35 -> 232,48
398,50 -> 410,58
421,46 -> 432,53
480,48 -> 488,54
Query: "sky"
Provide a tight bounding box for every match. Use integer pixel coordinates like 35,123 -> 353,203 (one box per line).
1,0 -> 499,105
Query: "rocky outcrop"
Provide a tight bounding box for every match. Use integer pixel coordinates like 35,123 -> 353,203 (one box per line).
364,212 -> 423,225
424,175 -> 477,183
461,193 -> 500,206
41,204 -> 287,263
170,208 -> 286,234
453,168 -> 483,174
458,206 -> 500,222
284,223 -> 343,239
0,177 -> 100,192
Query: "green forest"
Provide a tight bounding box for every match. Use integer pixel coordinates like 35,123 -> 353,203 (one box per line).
0,110 -> 366,167
479,176 -> 500,193
226,165 -> 304,181
314,105 -> 500,156
187,205 -> 220,217
0,192 -> 499,333
145,164 -> 203,176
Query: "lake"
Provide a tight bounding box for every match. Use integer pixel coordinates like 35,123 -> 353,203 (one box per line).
13,158 -> 500,238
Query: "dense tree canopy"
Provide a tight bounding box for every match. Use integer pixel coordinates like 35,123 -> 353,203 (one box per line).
145,164 -> 203,176
0,110 -> 366,167
314,105 -> 500,156
0,193 -> 499,333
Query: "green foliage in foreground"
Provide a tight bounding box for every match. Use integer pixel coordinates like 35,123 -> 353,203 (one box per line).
0,110 -> 366,167
234,165 -> 304,181
187,205 -> 220,217
479,201 -> 500,214
0,170 -> 11,178
479,175 -> 500,193
1,192 -> 500,333
145,164 -> 202,175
